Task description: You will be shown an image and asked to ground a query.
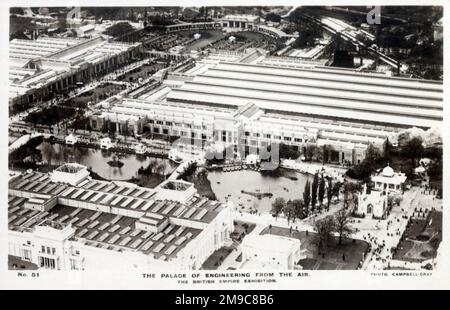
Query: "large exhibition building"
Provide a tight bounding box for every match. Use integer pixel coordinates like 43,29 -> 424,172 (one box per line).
90,50 -> 443,165
8,164 -> 234,271
9,36 -> 143,108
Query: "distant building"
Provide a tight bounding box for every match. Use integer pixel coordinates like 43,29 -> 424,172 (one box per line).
134,143 -> 147,155
356,165 -> 406,219
50,163 -> 90,186
221,15 -> 260,32
220,15 -> 289,39
256,24 -> 290,39
100,137 -> 113,150
65,134 -> 78,145
356,183 -> 388,219
371,165 -> 407,194
90,53 -> 442,164
165,22 -> 221,33
75,24 -> 95,37
245,154 -> 260,165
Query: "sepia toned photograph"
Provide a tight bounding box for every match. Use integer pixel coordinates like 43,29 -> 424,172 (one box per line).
4,2 -> 444,279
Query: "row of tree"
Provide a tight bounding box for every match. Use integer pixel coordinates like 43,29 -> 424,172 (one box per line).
347,137 -> 425,181
138,160 -> 167,176
271,173 -> 342,223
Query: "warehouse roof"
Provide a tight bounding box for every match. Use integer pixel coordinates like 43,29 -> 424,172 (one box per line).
165,62 -> 443,128
8,168 -> 229,261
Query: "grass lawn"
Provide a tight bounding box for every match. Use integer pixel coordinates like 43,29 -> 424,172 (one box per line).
118,63 -> 164,82
260,226 -> 370,270
179,30 -> 225,52
63,83 -> 124,108
201,246 -> 235,270
393,210 -> 442,262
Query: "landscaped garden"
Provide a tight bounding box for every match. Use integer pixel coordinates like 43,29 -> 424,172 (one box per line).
392,210 -> 442,263
117,63 -> 165,83
260,226 -> 370,270
61,83 -> 124,108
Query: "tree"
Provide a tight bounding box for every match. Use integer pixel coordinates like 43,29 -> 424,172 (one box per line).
387,195 -> 395,208
265,12 -> 281,23
279,143 -> 300,159
318,175 -> 325,211
401,137 -> 424,167
305,144 -> 317,161
271,197 -> 286,220
314,215 -> 335,253
326,178 -> 333,211
283,200 -> 296,225
364,143 -> 381,163
342,182 -> 362,211
155,162 -> 167,175
333,208 -> 354,245
303,180 -> 311,217
332,182 -> 341,201
394,196 -> 403,206
346,144 -> 382,181
383,137 -> 393,160
311,172 -> 319,212
292,199 -> 306,220
317,144 -> 333,164
40,141 -> 56,165
323,144 -> 333,164
343,183 -> 350,209
427,159 -> 442,182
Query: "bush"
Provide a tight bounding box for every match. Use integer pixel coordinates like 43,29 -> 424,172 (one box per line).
103,22 -> 135,37
178,162 -> 198,180
265,13 -> 281,23
9,136 -> 44,167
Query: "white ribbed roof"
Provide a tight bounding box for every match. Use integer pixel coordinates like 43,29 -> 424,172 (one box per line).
165,62 -> 442,128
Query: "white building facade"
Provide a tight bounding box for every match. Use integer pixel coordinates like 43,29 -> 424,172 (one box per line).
221,15 -> 261,32
241,234 -> 303,269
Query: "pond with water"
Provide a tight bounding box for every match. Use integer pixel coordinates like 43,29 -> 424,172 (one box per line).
207,169 -> 311,214
37,142 -> 178,181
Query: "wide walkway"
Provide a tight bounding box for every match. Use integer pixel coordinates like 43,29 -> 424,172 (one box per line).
232,183 -> 441,270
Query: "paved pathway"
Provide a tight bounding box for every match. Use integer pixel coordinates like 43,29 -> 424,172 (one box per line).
232,184 -> 442,270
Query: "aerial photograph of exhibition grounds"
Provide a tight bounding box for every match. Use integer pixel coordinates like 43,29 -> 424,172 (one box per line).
7,5 -> 443,272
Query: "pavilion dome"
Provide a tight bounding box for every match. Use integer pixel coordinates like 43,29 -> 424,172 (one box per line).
382,165 -> 394,177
